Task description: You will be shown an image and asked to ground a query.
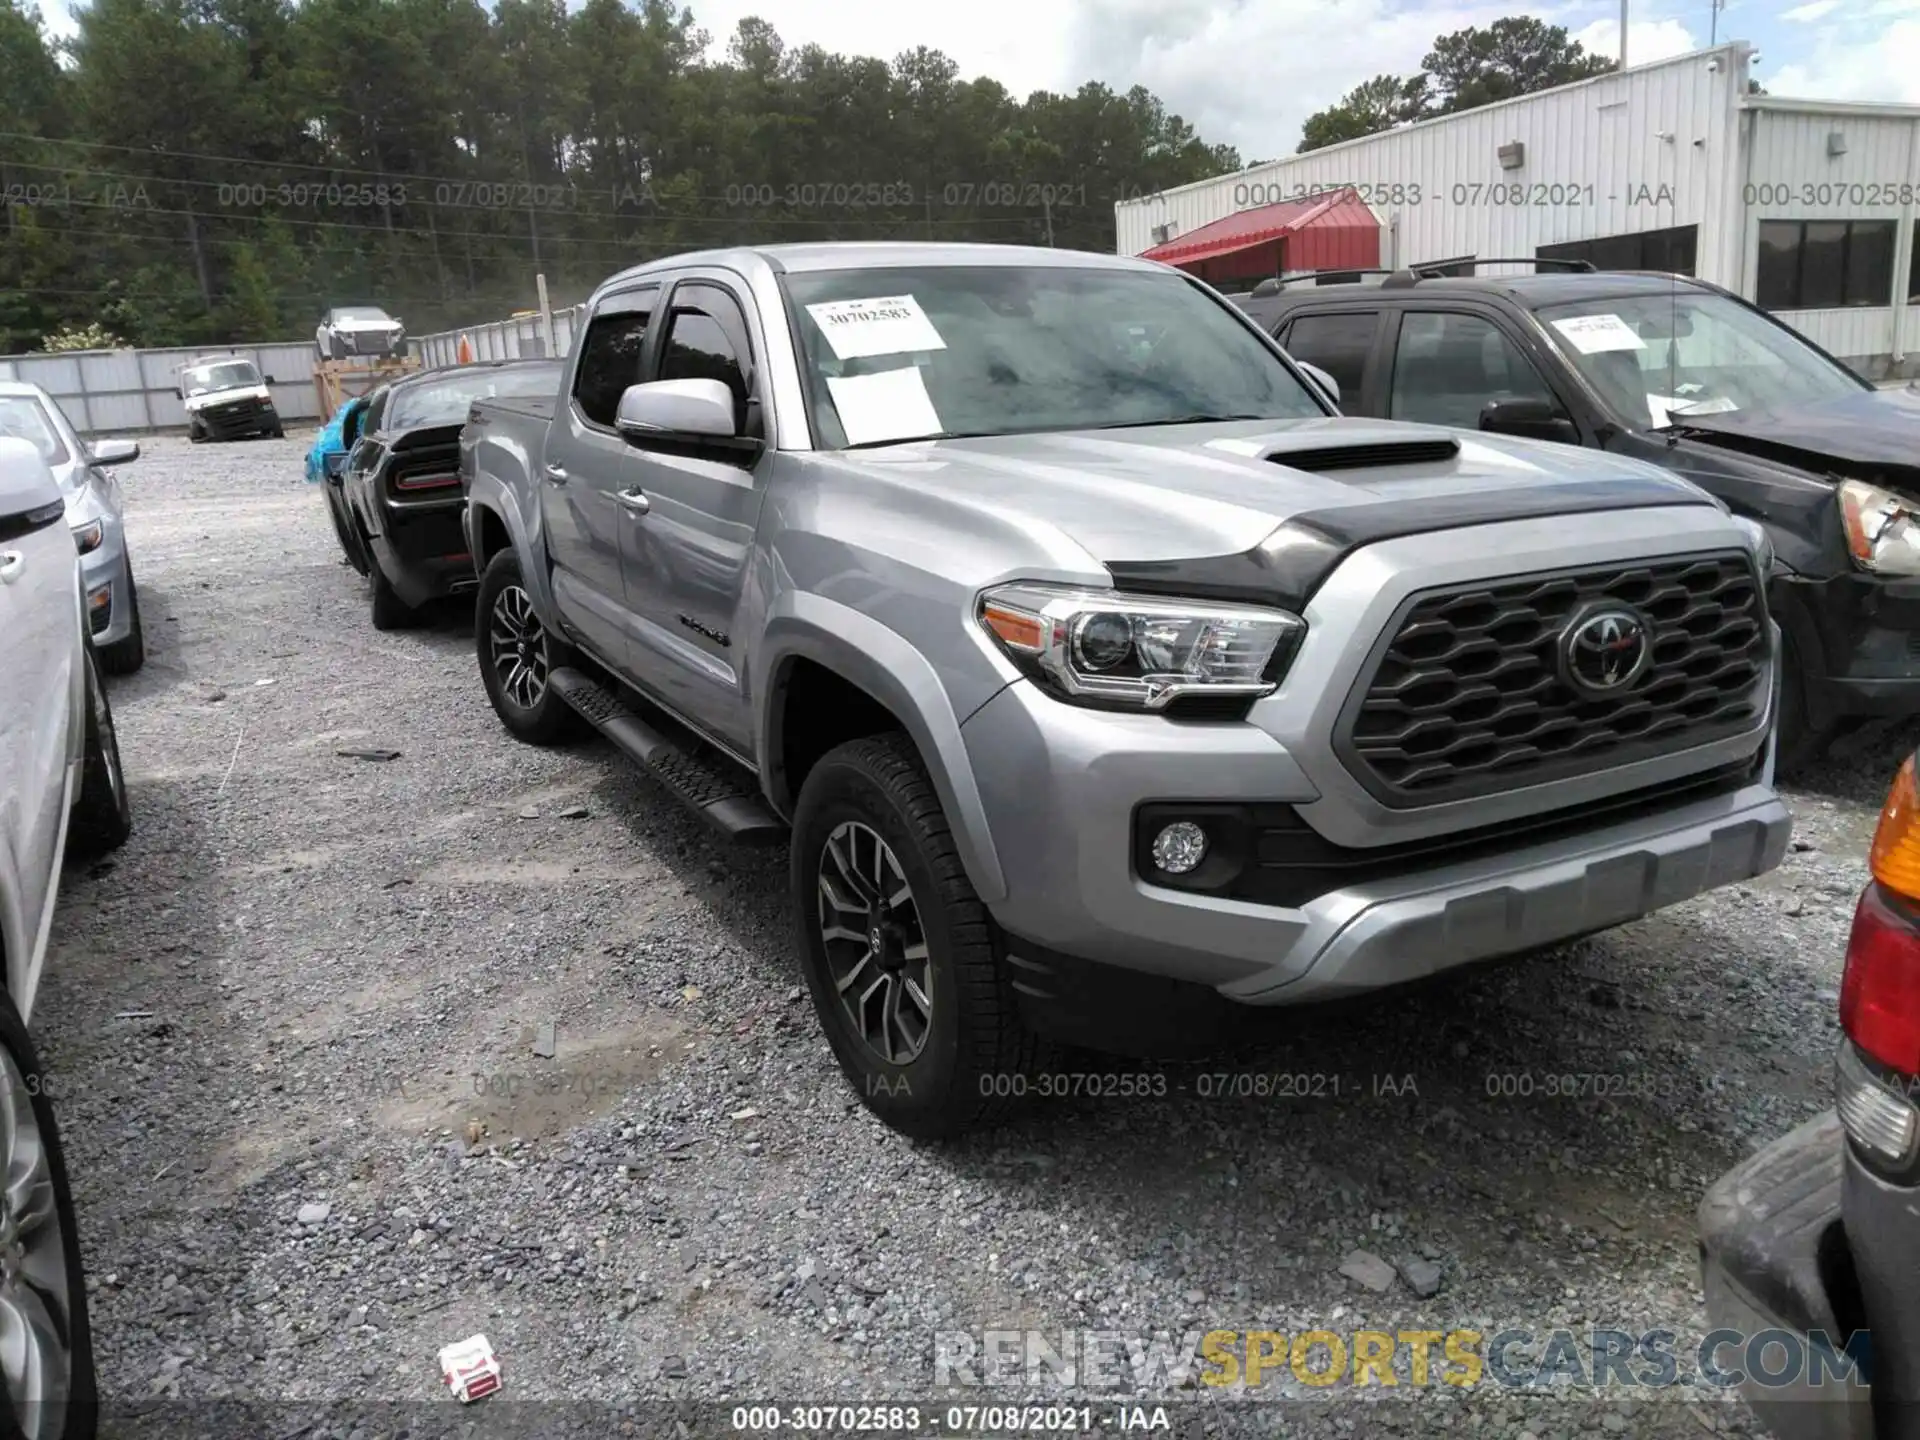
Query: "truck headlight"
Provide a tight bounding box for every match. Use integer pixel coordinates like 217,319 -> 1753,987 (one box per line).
977,582 -> 1305,713
71,519 -> 103,554
1839,480 -> 1920,576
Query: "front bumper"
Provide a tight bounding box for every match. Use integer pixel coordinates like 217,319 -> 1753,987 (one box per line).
1778,570 -> 1920,723
78,538 -> 132,646
1698,1111 -> 1876,1440
963,676 -> 1789,1003
192,397 -> 279,440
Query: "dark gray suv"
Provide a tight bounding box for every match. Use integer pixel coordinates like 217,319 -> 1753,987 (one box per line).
1240,263 -> 1920,774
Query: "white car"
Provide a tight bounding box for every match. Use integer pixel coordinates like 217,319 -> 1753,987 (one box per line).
315,305 -> 406,362
0,435 -> 126,1439
0,381 -> 145,675
173,357 -> 283,443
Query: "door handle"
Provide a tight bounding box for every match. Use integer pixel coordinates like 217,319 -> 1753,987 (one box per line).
543,462 -> 568,484
0,552 -> 21,586
617,487 -> 651,515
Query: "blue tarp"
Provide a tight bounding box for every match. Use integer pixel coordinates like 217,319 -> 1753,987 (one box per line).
304,396 -> 369,483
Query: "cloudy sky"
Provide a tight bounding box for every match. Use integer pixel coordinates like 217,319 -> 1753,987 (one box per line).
29,0 -> 1920,157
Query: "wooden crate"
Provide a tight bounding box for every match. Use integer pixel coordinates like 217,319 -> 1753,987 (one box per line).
312,356 -> 421,423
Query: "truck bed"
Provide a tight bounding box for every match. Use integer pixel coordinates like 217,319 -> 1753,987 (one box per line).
469,393 -> 556,424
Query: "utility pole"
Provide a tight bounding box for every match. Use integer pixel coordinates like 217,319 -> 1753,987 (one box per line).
1710,0 -> 1723,46
1042,190 -> 1055,247
1620,0 -> 1629,66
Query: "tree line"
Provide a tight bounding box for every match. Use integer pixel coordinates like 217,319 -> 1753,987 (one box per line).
0,1 -> 1665,355
0,0 -> 1241,353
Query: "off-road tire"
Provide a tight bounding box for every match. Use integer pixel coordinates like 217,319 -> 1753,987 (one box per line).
791,732 -> 1049,1139
69,643 -> 131,859
474,548 -> 584,746
96,559 -> 144,676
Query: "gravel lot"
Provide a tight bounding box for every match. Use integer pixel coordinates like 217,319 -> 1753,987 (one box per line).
39,432 -> 1912,1439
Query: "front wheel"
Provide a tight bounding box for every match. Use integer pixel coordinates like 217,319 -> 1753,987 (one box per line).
0,988 -> 99,1440
791,733 -> 1048,1139
474,549 -> 583,746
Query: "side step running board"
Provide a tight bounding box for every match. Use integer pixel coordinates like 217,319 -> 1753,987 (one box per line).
549,667 -> 786,845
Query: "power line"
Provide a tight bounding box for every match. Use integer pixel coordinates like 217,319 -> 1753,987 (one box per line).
0,131 -> 1097,216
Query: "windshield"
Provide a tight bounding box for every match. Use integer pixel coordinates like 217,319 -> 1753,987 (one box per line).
1535,291 -> 1865,430
183,361 -> 261,396
389,367 -> 555,429
333,307 -> 390,323
0,395 -> 71,469
781,264 -> 1325,448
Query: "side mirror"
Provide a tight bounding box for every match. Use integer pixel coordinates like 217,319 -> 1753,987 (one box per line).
323,452 -> 348,479
263,374 -> 277,386
1296,361 -> 1341,407
1479,397 -> 1580,445
90,439 -> 140,466
615,378 -> 739,441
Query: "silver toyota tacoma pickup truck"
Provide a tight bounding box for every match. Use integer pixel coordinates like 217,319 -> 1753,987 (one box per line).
460,242 -> 1792,1138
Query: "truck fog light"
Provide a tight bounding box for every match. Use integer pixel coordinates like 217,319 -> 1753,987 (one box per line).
1151,821 -> 1208,875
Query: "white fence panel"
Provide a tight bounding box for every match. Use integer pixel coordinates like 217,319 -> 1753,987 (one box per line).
0,339 -> 326,432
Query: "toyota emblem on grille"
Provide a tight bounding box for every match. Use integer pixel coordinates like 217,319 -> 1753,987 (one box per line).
1560,604 -> 1651,697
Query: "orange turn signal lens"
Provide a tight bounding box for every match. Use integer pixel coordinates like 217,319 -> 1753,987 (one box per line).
1840,484 -> 1876,565
1870,756 -> 1920,903
981,601 -> 1044,653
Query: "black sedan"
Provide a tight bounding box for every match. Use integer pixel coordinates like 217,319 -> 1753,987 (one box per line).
334,359 -> 560,629
1699,745 -> 1920,1438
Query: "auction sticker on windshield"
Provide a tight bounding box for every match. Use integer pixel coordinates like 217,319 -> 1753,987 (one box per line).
826,365 -> 943,445
806,295 -> 947,360
1550,313 -> 1644,354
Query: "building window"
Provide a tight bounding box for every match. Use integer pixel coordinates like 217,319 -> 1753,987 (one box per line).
1756,219 -> 1895,310
1537,225 -> 1698,276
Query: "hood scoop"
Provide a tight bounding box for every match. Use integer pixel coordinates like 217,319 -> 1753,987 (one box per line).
1264,437 -> 1461,474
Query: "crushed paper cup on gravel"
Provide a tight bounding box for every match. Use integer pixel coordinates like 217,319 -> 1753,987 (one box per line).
439,1333 -> 502,1402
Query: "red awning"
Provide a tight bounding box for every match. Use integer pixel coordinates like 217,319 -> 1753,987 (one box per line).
1139,189 -> 1358,267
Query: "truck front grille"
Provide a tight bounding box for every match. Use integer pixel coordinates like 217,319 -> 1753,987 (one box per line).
1338,551 -> 1767,806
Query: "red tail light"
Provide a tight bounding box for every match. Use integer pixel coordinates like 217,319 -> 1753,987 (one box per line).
1840,883 -> 1920,1076
394,470 -> 460,491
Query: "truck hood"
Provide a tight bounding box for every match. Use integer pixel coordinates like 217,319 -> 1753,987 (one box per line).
1666,385 -> 1920,497
821,416 -> 1712,563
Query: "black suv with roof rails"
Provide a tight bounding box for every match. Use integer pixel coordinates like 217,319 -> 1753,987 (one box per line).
1236,260 -> 1920,772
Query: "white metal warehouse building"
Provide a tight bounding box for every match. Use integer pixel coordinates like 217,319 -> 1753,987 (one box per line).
1116,43 -> 1920,377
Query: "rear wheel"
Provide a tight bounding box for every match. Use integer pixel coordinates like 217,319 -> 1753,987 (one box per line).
95,561 -> 143,677
0,988 -> 99,1440
791,733 -> 1048,1139
68,643 -> 131,860
368,562 -> 417,632
475,549 -> 583,746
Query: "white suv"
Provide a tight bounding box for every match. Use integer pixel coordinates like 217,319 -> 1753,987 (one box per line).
0,434 -> 128,1437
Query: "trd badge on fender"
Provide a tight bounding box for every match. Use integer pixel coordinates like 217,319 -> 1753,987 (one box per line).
677,613 -> 731,648
1560,603 -> 1652,697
